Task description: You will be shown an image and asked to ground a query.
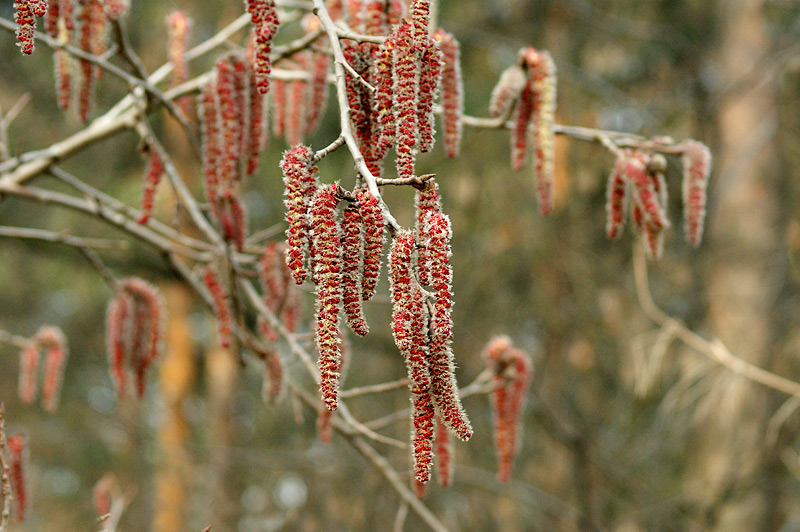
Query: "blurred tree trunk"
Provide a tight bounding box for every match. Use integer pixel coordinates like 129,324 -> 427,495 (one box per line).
704,0 -> 789,529
154,284 -> 196,532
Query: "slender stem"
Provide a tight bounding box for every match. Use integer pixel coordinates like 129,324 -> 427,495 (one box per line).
0,330 -> 29,350
0,226 -> 128,250
0,404 -> 10,532
340,379 -> 411,398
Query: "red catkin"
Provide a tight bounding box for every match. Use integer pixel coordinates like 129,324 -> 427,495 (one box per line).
412,387 -> 435,482
262,348 -> 284,404
203,265 -> 233,349
103,0 -> 128,20
281,144 -> 320,284
200,82 -> 222,220
54,49 -> 72,110
77,0 -> 105,121
136,148 -> 165,225
393,22 -> 419,180
434,30 -> 463,158
7,434 -> 27,522
510,83 -> 533,172
14,0 -> 37,55
45,0 -> 59,37
246,0 -> 279,94
286,53 -> 309,146
528,49 -> 557,215
18,342 -> 40,406
434,414 -> 452,486
424,211 -> 472,441
341,202 -> 369,335
31,0 -> 48,19
681,140 -> 711,247
38,326 -> 68,412
374,35 -> 396,159
304,50 -> 331,135
245,51 -> 268,176
257,242 -> 285,343
106,290 -> 131,398
309,184 -> 343,411
216,53 -> 247,185
416,38 -> 442,154
356,189 -> 384,301
414,179 -> 442,286
605,159 -> 629,241
271,78 -> 286,138
623,150 -> 669,231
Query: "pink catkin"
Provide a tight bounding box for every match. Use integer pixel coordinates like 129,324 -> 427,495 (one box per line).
340,202 -> 369,336
424,211 -> 472,441
434,414 -> 452,486
245,57 -> 267,176
136,149 -> 165,225
281,145 -> 319,284
622,151 -> 669,231
203,265 -> 233,349
262,348 -> 284,404
7,434 -> 27,522
123,279 -> 165,398
435,30 -> 462,158
309,184 -> 343,411
413,179 -> 442,286
285,53 -> 309,146
356,189 -> 384,301
489,65 -> 526,118
38,326 -> 68,412
304,51 -> 331,135
682,140 -> 711,247
106,291 -> 131,398
45,0 -> 59,37
14,0 -> 36,55
77,0 -> 104,121
167,11 -> 193,119
271,78 -> 286,138
18,343 -> 40,406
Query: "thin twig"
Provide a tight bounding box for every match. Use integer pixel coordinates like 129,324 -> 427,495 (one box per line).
0,404 -> 9,532
312,135 -> 346,163
77,247 -> 118,289
340,379 -> 412,398
0,226 -> 128,250
0,330 -> 29,350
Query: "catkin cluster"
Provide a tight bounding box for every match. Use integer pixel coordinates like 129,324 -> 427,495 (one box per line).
389,180 -> 472,486
490,47 -> 557,215
605,142 -> 711,258
105,277 -> 165,398
17,326 -> 68,413
484,336 -> 532,483
281,146 -> 385,410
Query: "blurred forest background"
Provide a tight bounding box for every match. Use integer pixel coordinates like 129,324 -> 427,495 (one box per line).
3,0 -> 800,531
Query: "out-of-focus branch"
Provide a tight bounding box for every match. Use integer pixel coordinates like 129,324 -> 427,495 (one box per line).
0,226 -> 128,250
0,404 -> 11,532
633,243 -> 800,399
0,330 -> 29,350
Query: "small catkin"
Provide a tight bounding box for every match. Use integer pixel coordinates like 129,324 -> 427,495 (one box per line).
416,38 -> 442,154
18,342 -> 40,406
413,179 -> 442,286
605,160 -> 628,241
200,82 -> 223,220
166,11 -> 193,118
489,65 -> 526,118
246,0 -> 279,94
262,348 -> 284,404
7,434 -> 27,522
106,290 -> 131,398
136,148 -> 165,225
393,22 -> 419,181
309,184 -> 343,411
37,326 -> 68,412
356,189 -> 385,300
434,29 -> 463,158
434,414 -> 453,487
203,265 -> 233,349
681,140 -> 712,247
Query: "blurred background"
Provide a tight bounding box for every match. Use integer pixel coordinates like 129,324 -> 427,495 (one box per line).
3,0 -> 800,530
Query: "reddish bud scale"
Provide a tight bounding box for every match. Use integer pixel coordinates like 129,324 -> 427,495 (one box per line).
413,180 -> 441,286
416,39 -> 442,154
200,83 -> 223,221
309,185 -> 343,411
393,23 -> 419,180
167,11 -> 193,119
18,343 -> 40,406
262,348 -> 284,403
54,49 -> 72,110
14,0 -> 36,55
356,189 -> 384,300
412,387 -> 435,482
424,212 -> 472,441
281,144 -> 320,284
203,265 -> 233,349
304,51 -> 331,135
681,140 -> 711,247
510,84 -> 533,172
341,202 -> 369,335
605,163 -> 628,241
489,65 -> 526,118
136,149 -> 165,225
529,50 -> 557,215
38,326 -> 68,412
286,53 -> 309,146
434,414 -> 452,486
271,78 -> 286,138
435,30 -> 462,158
45,0 -> 59,37
7,434 -> 26,522
106,291 -> 131,398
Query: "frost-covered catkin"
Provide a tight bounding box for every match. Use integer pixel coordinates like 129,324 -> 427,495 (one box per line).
681,140 -> 711,247
309,184 -> 343,411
